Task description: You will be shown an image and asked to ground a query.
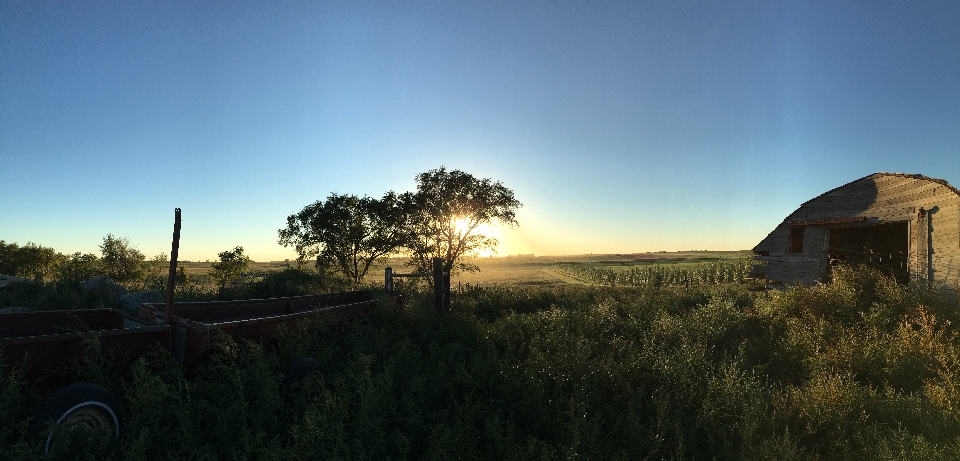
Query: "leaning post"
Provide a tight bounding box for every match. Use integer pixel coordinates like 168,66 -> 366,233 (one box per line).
164,208 -> 182,325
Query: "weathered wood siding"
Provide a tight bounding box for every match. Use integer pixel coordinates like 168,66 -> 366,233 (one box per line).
753,173 -> 960,288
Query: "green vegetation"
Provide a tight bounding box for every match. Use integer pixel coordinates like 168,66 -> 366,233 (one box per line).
3,265 -> 959,459
0,241 -> 61,282
279,167 -> 522,285
405,167 -> 521,276
557,258 -> 754,287
0,239 -> 347,310
279,192 -> 411,285
210,246 -> 253,290
99,234 -> 147,286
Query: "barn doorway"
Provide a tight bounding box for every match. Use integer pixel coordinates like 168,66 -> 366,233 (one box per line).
826,221 -> 910,283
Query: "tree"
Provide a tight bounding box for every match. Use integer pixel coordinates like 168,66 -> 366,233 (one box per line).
99,234 -> 146,285
0,241 -> 61,281
405,167 -> 521,276
175,266 -> 189,287
211,246 -> 251,289
0,240 -> 17,275
142,253 -> 170,291
58,252 -> 102,284
278,192 -> 410,286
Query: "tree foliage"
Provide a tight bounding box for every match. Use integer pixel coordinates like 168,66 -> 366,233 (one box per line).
0,241 -> 61,281
99,234 -> 146,285
405,167 -> 521,276
211,246 -> 251,289
278,193 -> 410,285
57,252 -> 102,284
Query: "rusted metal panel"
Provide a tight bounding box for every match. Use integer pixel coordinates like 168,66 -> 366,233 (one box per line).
138,291 -> 377,368
1,291 -> 382,380
0,309 -> 169,380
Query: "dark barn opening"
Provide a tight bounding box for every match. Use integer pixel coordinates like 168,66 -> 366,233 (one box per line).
826,221 -> 909,283
789,227 -> 804,253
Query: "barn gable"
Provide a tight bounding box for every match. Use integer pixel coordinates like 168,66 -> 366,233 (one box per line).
752,173 -> 960,288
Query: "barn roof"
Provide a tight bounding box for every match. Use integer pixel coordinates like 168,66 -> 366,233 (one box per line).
753,172 -> 960,254
798,172 -> 960,207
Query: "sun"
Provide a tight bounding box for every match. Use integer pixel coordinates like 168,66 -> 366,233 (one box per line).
451,217 -> 499,257
453,217 -> 472,236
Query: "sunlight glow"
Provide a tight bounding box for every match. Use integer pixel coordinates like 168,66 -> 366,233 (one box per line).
453,217 -> 472,236
451,217 -> 499,257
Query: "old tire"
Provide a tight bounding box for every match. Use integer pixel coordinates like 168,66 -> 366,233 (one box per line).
28,382 -> 123,455
282,357 -> 323,395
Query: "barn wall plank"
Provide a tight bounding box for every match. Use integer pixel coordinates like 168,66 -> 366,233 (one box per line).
876,178 -> 936,198
933,254 -> 960,286
932,217 -> 959,236
933,206 -> 959,223
875,178 -> 934,198
816,179 -> 939,207
800,207 -> 914,222
932,238 -> 959,254
799,199 -> 957,222
812,177 -> 923,203
874,184 -> 944,208
805,184 -> 943,215
755,239 -> 788,253
802,227 -> 827,254
867,198 -> 957,221
873,174 -> 917,187
822,183 -> 880,198
755,255 -> 821,264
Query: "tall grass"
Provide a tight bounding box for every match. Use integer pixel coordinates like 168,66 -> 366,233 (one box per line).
0,268 -> 348,311
2,265 -> 958,459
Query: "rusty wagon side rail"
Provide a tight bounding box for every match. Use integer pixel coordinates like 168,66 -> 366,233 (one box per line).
138,290 -> 378,367
0,309 -> 170,381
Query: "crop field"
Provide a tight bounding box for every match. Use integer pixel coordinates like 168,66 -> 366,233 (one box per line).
363,251 -> 756,288
166,251 -> 755,287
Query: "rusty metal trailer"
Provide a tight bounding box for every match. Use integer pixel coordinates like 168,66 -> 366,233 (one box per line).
0,308 -> 169,380
0,291 -> 379,455
137,290 -> 377,367
0,291 -> 377,378
0,209 -> 383,455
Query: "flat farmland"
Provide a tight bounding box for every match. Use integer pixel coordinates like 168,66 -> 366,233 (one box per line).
367,250 -> 754,286
175,250 -> 754,287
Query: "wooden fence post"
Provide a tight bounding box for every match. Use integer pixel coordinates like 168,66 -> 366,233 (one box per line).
443,270 -> 451,310
385,267 -> 393,295
433,258 -> 444,315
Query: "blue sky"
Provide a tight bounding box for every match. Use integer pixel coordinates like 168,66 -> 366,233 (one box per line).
2,0 -> 958,261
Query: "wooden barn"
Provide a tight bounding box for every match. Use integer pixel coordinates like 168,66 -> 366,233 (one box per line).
752,173 -> 960,288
